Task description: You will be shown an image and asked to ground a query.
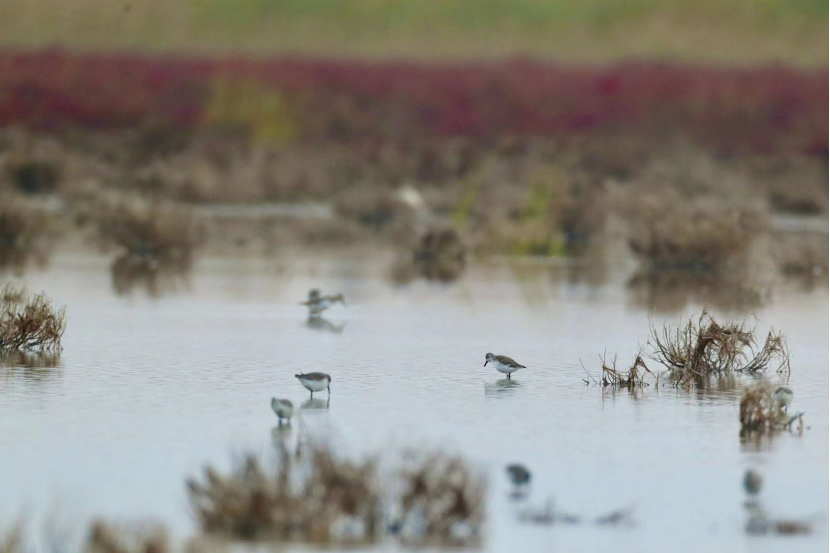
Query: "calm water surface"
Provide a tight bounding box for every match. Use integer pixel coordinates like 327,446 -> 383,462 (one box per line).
1,253 -> 827,552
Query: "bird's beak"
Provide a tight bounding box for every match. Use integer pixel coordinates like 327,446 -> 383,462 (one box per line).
483,360 -> 489,367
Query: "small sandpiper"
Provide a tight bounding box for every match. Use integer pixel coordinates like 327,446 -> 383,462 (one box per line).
773,387 -> 794,411
295,372 -> 332,398
743,469 -> 763,496
301,289 -> 346,317
506,464 -> 532,487
484,353 -> 526,379
271,398 -> 294,425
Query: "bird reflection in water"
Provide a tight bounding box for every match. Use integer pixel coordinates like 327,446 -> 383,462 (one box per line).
484,379 -> 522,397
304,316 -> 346,333
302,397 -> 330,410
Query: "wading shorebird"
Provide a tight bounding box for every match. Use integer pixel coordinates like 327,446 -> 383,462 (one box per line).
301,289 -> 346,317
773,387 -> 794,412
506,464 -> 532,487
295,372 -> 332,398
271,398 -> 294,425
743,469 -> 763,496
484,353 -> 526,379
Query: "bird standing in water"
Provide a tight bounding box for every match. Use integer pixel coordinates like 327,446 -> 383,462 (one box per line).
295,372 -> 332,398
484,353 -> 526,379
773,387 -> 794,412
271,398 -> 294,425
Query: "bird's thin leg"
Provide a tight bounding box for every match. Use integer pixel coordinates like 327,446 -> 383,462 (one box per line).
310,391 -> 314,398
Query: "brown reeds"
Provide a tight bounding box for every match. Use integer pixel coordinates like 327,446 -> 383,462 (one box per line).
628,193 -> 765,272
395,451 -> 486,545
90,197 -> 205,263
597,351 -> 655,388
86,520 -> 169,553
0,285 -> 66,353
392,227 -> 466,284
649,309 -> 789,386
0,194 -> 52,270
188,445 -> 485,546
0,525 -> 22,553
187,445 -> 380,543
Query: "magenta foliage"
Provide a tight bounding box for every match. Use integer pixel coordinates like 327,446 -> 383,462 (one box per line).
0,49 -> 825,155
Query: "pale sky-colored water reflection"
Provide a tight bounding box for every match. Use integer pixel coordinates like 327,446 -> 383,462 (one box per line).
1,253 -> 827,552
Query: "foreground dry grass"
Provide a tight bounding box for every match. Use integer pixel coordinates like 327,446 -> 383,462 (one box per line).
187,444 -> 485,546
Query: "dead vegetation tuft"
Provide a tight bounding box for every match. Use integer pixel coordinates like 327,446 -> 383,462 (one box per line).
649,309 -> 789,386
739,380 -> 802,432
627,192 -> 765,272
395,451 -> 486,545
86,520 -> 169,553
187,445 -> 484,546
89,197 -> 205,263
187,444 -> 381,543
593,351 -> 655,388
0,525 -> 22,553
771,233 -> 828,278
110,254 -> 191,298
0,285 -> 65,353
0,194 -> 53,270
392,227 -> 466,284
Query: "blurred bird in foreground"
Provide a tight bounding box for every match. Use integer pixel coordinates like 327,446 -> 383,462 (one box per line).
302,289 -> 346,317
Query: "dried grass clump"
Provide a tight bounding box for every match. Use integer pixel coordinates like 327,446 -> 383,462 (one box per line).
395,452 -> 486,545
335,188 -> 412,231
91,197 -> 205,262
187,445 -> 381,543
86,520 -> 169,553
771,233 -> 828,278
392,227 -> 466,284
110,254 -> 191,298
7,158 -> 60,195
649,309 -> 789,386
0,194 -> 52,270
0,285 -> 65,353
596,352 -> 655,388
739,380 -> 801,432
628,193 -> 765,271
0,526 -> 22,553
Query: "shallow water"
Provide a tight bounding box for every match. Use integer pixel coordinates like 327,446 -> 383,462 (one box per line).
1,252 -> 827,552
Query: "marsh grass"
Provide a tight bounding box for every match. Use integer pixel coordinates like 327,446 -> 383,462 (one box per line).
187,445 -> 484,546
90,198 -> 205,263
596,351 -> 655,388
628,195 -> 765,272
392,227 -> 466,284
649,309 -> 790,386
110,254 -> 191,298
0,526 -> 22,553
87,520 -> 169,553
0,285 -> 65,353
0,194 -> 52,270
187,445 -> 381,543
772,233 -> 828,278
395,451 -> 486,546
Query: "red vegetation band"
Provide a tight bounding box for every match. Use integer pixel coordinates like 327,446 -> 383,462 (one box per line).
0,49 -> 826,156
